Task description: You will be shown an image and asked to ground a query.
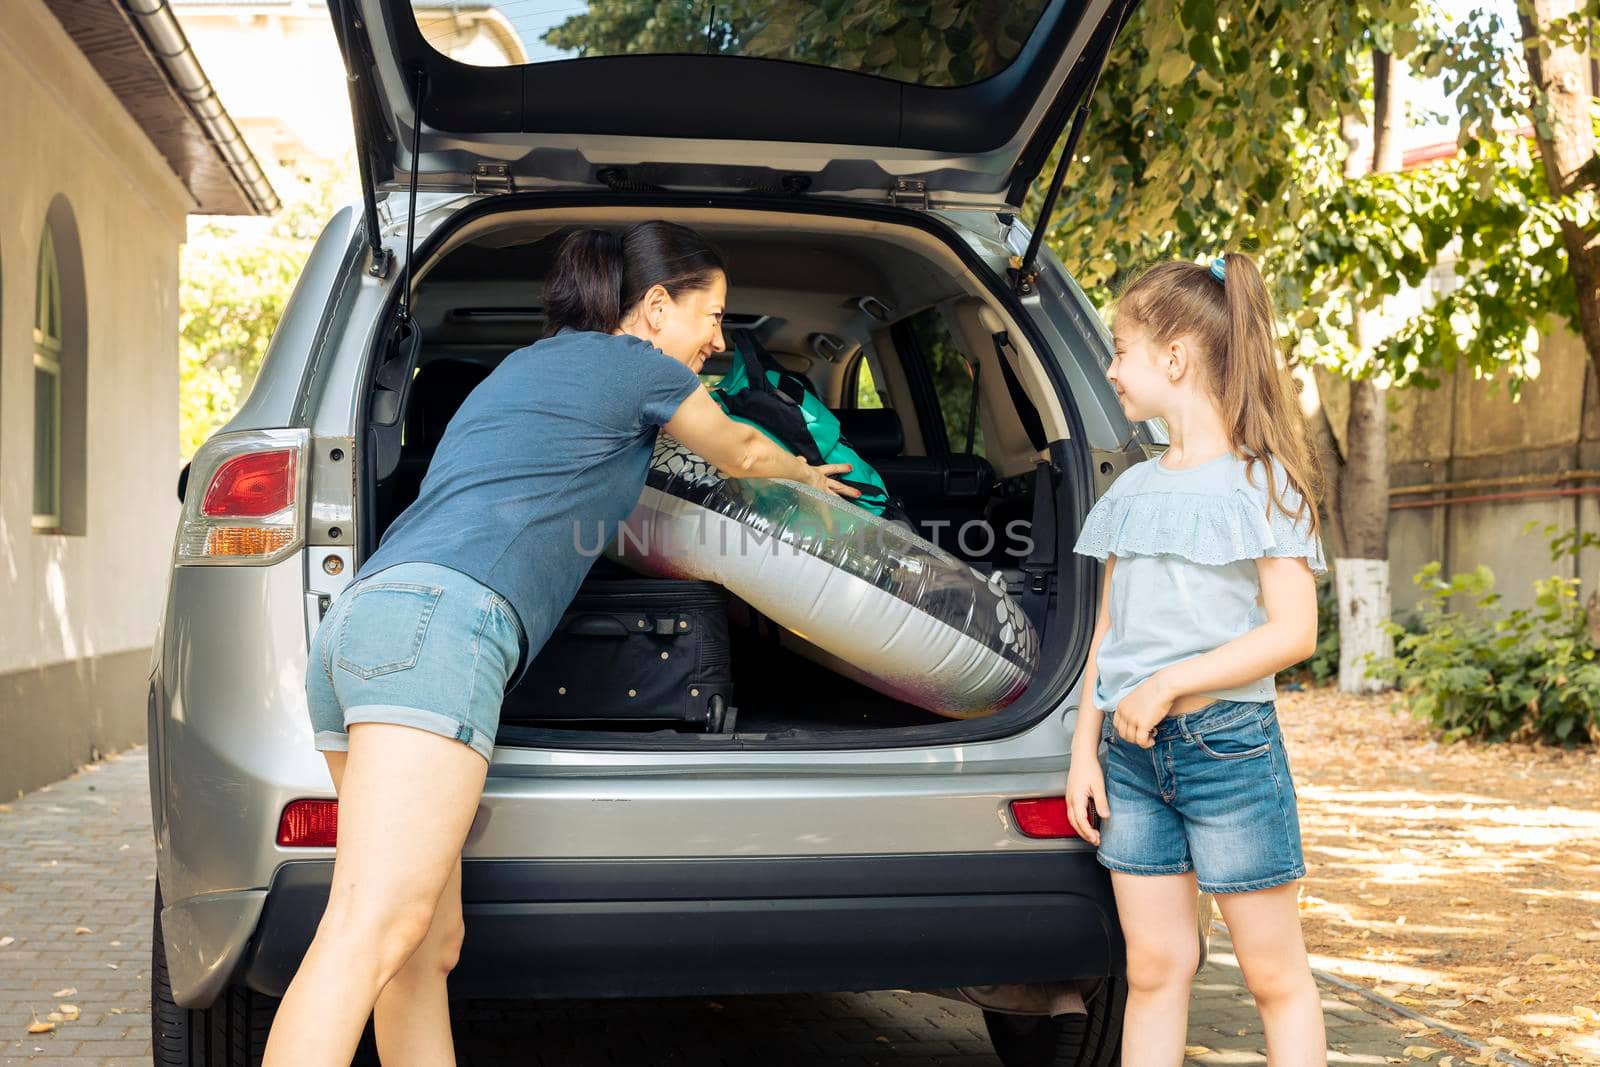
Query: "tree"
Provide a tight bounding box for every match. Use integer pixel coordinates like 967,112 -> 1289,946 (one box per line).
1321,48 -> 1403,694
1517,0 -> 1600,383
179,157 -> 355,459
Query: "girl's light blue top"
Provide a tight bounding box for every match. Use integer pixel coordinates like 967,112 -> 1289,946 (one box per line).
1071,449 -> 1328,712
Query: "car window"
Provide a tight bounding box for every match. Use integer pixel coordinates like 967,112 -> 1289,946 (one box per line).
849,353 -> 886,410
905,307 -> 985,458
409,2 -> 1053,88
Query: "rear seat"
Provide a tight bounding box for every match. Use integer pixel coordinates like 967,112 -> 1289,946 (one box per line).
382,358 -> 493,525
833,408 -> 995,549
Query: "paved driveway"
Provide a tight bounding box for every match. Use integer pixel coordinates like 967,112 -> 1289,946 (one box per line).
1,748 -> 1438,1065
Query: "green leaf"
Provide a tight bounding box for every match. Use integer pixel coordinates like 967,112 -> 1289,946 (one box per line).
1158,51 -> 1193,86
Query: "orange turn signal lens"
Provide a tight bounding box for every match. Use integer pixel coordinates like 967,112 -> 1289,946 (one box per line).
204,526 -> 293,557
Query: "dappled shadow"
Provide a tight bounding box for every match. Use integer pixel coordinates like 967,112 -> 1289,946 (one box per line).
1279,687 -> 1600,1064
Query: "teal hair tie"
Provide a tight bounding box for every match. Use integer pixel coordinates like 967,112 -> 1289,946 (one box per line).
1209,256 -> 1227,284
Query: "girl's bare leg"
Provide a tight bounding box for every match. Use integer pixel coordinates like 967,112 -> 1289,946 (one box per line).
1109,869 -> 1201,1065
1214,881 -> 1327,1066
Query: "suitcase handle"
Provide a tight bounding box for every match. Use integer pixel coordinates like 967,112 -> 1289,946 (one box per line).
565,614 -> 631,637
562,614 -> 692,637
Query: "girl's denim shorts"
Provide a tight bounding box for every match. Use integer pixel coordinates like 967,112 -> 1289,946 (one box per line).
305,562 -> 523,764
1096,698 -> 1305,894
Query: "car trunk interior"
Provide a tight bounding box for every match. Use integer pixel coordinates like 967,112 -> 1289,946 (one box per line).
359,204 -> 1079,747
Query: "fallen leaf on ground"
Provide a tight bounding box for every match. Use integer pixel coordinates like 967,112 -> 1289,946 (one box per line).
1276,688 -> 1600,1067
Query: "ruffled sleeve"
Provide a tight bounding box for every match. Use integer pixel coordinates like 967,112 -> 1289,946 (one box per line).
1071,457 -> 1328,575
1247,460 -> 1329,575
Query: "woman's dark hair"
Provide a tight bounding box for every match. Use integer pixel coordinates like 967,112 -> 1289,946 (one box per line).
542,221 -> 725,336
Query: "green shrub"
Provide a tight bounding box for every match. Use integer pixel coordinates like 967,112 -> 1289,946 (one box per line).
1364,554 -> 1600,746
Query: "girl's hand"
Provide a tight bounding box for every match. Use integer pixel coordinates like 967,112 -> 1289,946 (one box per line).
1113,673 -> 1176,749
1066,759 -> 1109,847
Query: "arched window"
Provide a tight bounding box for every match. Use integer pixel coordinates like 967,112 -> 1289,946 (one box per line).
33,197 -> 86,535
33,227 -> 62,529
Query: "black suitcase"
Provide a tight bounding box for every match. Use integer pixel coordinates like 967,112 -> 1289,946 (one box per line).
501,577 -> 735,732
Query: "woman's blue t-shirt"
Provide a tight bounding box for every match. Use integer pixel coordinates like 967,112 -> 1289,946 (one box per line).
356,328 -> 703,686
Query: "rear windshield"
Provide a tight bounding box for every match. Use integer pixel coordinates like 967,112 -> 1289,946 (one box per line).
409,1 -> 1052,87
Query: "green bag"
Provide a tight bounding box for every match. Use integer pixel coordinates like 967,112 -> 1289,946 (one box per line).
711,334 -> 896,516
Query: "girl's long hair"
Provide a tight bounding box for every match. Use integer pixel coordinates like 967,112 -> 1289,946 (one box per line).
542,221 -> 725,337
1116,253 -> 1324,539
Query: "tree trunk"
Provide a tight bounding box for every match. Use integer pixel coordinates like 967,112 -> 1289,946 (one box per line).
1327,52 -> 1401,693
1337,376 -> 1392,690
1520,0 -> 1600,387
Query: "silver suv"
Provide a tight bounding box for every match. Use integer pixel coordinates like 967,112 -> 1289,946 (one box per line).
149,1 -> 1207,1063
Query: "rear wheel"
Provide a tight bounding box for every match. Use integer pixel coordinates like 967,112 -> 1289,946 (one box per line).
151,880 -> 382,1065
983,976 -> 1126,1067
152,881 -> 276,1065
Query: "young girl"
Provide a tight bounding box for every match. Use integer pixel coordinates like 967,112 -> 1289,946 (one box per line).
1064,252 -> 1329,1066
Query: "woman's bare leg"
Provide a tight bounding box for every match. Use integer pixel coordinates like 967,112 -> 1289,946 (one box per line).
371,855 -> 464,1066
262,723 -> 487,1067
314,748 -> 468,1066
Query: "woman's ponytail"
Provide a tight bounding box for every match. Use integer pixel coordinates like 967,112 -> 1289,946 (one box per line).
542,221 -> 725,338
543,228 -> 625,336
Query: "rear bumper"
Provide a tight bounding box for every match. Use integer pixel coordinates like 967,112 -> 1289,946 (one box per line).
239,851 -> 1124,1001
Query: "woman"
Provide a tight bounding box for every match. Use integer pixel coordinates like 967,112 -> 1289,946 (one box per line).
265,221 -> 858,1065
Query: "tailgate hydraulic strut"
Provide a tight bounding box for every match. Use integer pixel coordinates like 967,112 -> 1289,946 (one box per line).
1008,3 -> 1130,296
329,0 -> 398,277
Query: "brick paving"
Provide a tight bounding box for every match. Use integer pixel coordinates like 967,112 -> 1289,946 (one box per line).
2,747 -> 1439,1065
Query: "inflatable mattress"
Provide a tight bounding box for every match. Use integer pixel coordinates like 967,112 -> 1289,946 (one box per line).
607,436 -> 1039,718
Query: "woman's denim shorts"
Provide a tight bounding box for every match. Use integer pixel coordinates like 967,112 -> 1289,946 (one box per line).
305,562 -> 523,764
1096,698 -> 1305,894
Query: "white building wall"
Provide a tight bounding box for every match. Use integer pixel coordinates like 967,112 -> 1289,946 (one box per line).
0,0 -> 191,678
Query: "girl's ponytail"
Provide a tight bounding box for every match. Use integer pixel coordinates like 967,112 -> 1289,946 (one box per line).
1116,252 -> 1324,540
543,228 -> 625,336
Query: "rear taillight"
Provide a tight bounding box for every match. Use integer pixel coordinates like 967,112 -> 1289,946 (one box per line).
202,450 -> 296,517
177,429 -> 308,565
277,799 -> 338,847
1010,797 -> 1079,839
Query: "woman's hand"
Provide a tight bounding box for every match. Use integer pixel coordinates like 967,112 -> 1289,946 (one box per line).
1066,746 -> 1109,846
1112,672 -> 1176,748
800,461 -> 862,499
664,394 -> 864,499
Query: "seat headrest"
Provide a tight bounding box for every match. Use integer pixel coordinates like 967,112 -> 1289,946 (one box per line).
833,408 -> 904,460
406,359 -> 493,450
